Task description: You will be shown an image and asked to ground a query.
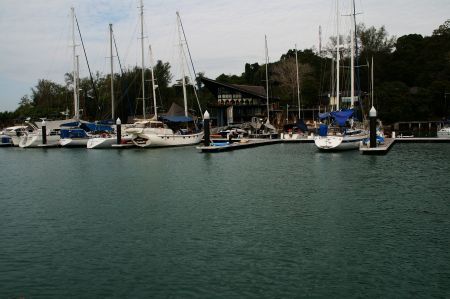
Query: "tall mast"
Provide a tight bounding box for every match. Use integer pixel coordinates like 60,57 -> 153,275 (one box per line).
177,12 -> 188,117
109,24 -> 115,120
149,45 -> 157,118
295,44 -> 301,119
350,0 -> 355,108
76,55 -> 80,118
71,7 -> 79,120
140,0 -> 146,119
371,56 -> 374,107
336,0 -> 340,111
265,35 -> 270,123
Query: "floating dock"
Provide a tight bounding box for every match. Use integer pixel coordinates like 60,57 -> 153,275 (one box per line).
197,139 -> 282,153
394,137 -> 450,143
359,138 -> 395,155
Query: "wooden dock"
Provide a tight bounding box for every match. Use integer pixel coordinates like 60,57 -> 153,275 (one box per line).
197,139 -> 282,153
359,138 -> 395,155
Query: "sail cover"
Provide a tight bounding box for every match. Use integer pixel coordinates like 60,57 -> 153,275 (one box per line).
330,109 -> 354,126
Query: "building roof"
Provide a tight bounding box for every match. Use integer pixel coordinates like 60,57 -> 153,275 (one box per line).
201,77 -> 270,100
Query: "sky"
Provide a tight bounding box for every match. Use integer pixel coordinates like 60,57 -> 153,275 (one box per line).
0,0 -> 449,111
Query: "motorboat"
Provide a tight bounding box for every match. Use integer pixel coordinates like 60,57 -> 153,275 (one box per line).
437,126 -> 450,138
3,125 -> 30,146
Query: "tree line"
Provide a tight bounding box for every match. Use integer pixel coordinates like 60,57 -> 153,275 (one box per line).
1,20 -> 449,127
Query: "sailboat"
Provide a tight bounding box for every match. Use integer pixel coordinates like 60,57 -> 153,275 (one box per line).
86,23 -> 132,149
127,11 -> 204,147
281,44 -> 308,140
314,0 -> 367,151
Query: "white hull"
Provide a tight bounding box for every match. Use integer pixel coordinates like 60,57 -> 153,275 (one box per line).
314,133 -> 367,151
281,133 -> 302,140
133,131 -> 204,147
19,134 -> 60,148
87,135 -> 133,149
11,136 -> 21,146
437,127 -> 450,138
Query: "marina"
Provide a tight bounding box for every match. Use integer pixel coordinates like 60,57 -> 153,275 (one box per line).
1,0 -> 450,297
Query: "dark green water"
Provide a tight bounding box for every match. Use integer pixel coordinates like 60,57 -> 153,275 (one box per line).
1,143 -> 449,298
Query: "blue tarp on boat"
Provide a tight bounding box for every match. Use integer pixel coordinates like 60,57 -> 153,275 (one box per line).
60,128 -> 88,139
60,121 -> 80,127
319,124 -> 328,136
80,123 -> 113,132
330,109 -> 354,126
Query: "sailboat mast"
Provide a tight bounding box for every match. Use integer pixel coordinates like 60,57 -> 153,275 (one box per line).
76,55 -> 80,118
177,13 -> 188,117
295,44 -> 301,119
109,24 -> 115,120
336,0 -> 340,111
350,0 -> 355,108
71,7 -> 79,120
265,35 -> 270,122
371,56 -> 374,107
140,0 -> 146,119
149,45 -> 157,118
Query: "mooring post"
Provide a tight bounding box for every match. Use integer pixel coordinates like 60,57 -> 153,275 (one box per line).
41,120 -> 47,145
116,118 -> 121,145
203,110 -> 210,146
370,106 -> 377,148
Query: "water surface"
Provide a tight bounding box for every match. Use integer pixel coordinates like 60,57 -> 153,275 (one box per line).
0,143 -> 449,297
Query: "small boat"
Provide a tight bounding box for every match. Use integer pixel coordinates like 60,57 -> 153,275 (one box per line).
3,125 -> 30,146
0,131 -> 12,146
19,120 -> 61,148
437,126 -> 450,138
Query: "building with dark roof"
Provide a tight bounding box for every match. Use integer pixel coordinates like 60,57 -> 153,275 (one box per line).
201,77 -> 279,126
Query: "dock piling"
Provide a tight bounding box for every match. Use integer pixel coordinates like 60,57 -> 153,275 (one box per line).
41,120 -> 47,145
116,118 -> 122,145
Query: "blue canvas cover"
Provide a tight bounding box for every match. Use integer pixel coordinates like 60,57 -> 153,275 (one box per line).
296,119 -> 309,132
80,123 -> 113,132
60,121 -> 80,127
330,109 -> 354,126
319,124 -> 328,136
60,128 -> 88,139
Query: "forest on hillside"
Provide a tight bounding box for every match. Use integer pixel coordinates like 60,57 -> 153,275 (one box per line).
1,20 -> 449,127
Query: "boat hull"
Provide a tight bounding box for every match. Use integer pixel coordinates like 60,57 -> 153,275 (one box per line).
60,138 -> 89,147
314,134 -> 367,151
87,136 -> 133,149
19,135 -> 60,148
132,132 -> 204,148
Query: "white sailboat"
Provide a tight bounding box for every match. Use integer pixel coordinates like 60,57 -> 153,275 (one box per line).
86,22 -> 132,149
314,0 -> 367,151
127,11 -> 204,147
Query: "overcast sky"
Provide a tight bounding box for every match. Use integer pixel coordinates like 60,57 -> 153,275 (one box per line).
0,0 -> 449,111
